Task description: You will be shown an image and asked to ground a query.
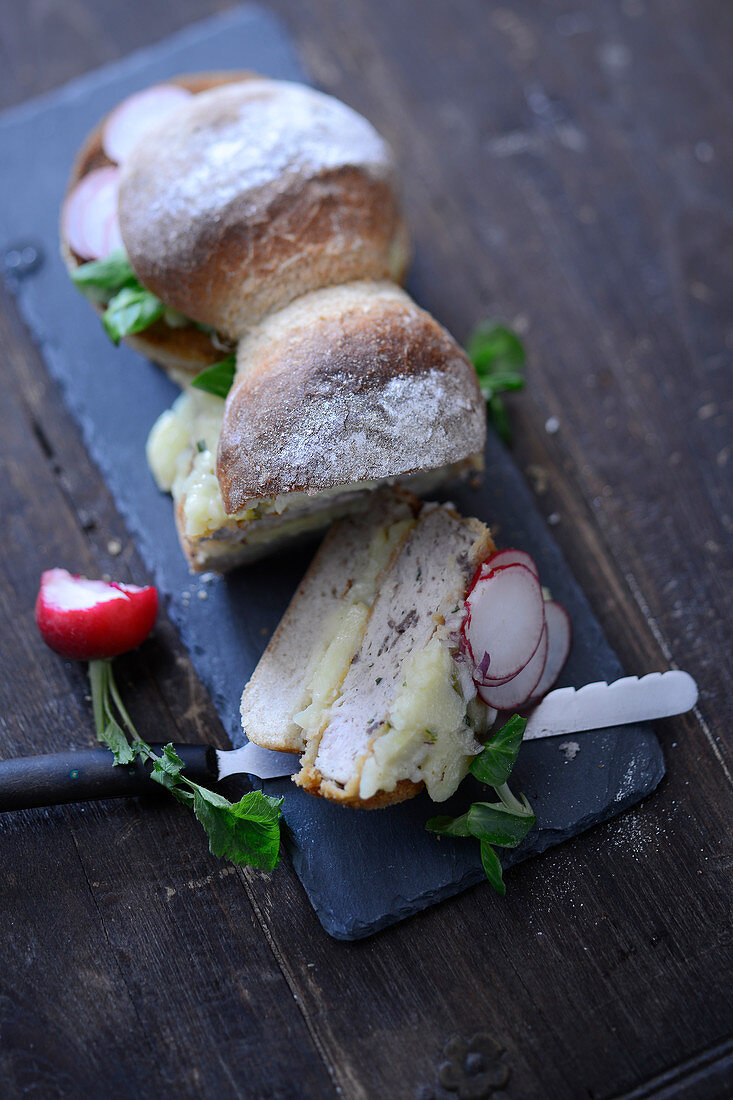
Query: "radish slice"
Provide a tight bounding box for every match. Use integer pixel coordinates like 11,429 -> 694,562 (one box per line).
528,601 -> 572,701
464,563 -> 545,685
103,84 -> 193,163
478,623 -> 548,710
470,652 -> 517,688
102,209 -> 124,255
62,167 -> 120,259
480,548 -> 539,579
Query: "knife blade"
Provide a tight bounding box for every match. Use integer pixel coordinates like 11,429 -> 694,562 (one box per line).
523,670 -> 698,740
0,671 -> 696,812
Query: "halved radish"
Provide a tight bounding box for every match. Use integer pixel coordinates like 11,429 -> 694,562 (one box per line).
464,563 -> 545,686
480,548 -> 539,579
62,167 -> 120,260
478,623 -> 548,710
528,601 -> 571,701
103,84 -> 193,164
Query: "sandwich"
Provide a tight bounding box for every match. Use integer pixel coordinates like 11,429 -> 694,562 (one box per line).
62,75 -> 487,571
146,282 -> 485,570
240,490 -> 571,808
61,73 -> 409,380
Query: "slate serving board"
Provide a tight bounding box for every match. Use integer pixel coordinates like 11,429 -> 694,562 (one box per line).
0,4 -> 664,940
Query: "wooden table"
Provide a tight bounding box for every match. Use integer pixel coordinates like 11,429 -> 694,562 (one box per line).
1,2 -> 731,1097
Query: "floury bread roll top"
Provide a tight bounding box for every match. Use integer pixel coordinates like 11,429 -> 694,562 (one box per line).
240,490 -> 498,808
147,283 -> 486,571
62,74 -> 410,374
118,79 -> 410,340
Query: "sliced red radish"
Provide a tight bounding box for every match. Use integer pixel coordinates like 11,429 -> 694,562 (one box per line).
469,648 -> 517,688
62,167 -> 120,260
528,601 -> 572,702
480,548 -> 539,579
102,84 -> 193,164
478,622 -> 548,710
464,563 -> 545,686
102,209 -> 123,255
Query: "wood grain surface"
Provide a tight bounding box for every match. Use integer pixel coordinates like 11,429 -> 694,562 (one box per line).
1,2 -> 731,1098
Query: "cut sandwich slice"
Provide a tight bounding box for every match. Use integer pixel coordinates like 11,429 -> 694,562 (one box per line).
240,490 -> 498,808
147,282 -> 486,571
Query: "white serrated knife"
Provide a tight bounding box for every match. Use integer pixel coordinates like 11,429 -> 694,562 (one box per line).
523,670 -> 698,740
0,671 -> 697,811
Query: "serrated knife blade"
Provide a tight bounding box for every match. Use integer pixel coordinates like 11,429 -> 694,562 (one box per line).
522,670 -> 698,740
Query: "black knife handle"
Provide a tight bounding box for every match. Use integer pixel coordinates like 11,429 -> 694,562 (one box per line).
0,743 -> 219,812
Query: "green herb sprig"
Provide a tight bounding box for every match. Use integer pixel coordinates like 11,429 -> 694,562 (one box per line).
426,715 -> 535,895
102,286 -> 165,345
466,322 -> 526,443
72,249 -> 168,346
70,249 -> 140,302
190,354 -> 237,399
88,658 -> 283,870
71,251 -> 167,345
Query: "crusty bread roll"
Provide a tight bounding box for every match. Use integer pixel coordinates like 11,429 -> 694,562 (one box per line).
217,281 -> 486,508
118,79 -> 410,340
60,72 -> 253,377
240,490 -> 496,808
144,278 -> 485,572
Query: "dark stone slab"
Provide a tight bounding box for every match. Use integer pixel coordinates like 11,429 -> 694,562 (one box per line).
0,4 -> 664,940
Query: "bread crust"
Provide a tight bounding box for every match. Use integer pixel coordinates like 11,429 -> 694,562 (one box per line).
117,79 -> 410,338
217,282 -> 486,509
297,771 -> 423,809
60,72 -> 256,376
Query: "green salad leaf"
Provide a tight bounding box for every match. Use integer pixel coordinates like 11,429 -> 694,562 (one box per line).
192,787 -> 283,870
466,799 -> 535,848
70,249 -> 139,300
102,286 -> 165,345
191,355 -> 237,399
466,321 -> 526,443
480,841 -> 506,895
469,713 -> 527,787
72,249 -> 192,346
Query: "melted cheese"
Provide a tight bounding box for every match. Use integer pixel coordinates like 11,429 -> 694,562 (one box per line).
358,638 -> 483,802
146,390 -> 465,542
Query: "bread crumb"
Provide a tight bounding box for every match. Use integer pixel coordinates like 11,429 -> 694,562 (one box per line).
559,740 -> 580,761
526,464 -> 548,494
